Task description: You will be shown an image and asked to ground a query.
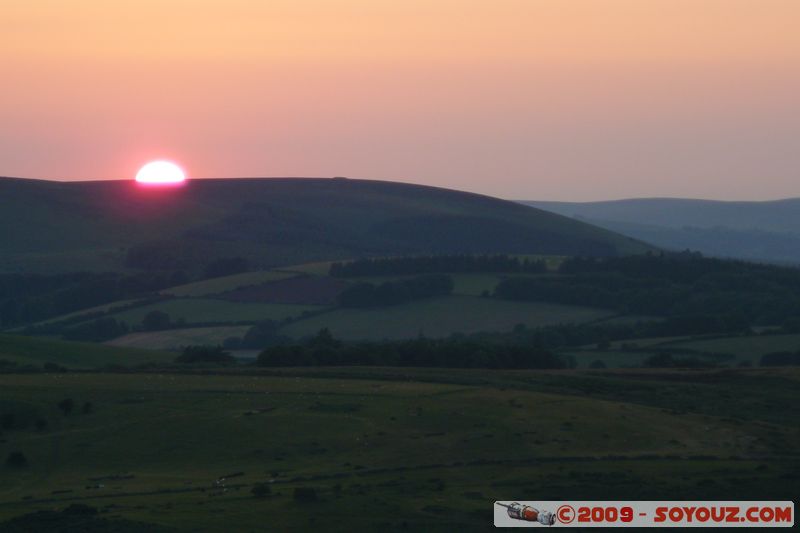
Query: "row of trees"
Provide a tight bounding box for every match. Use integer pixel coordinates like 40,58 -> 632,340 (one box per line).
50,311 -> 183,342
760,351 -> 800,366
0,271 -> 184,327
1,253 -> 253,328
494,252 -> 800,326
337,274 -> 454,307
256,329 -> 565,369
329,254 -> 547,277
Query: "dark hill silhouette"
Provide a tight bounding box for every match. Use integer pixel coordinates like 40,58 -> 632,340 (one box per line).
0,177 -> 650,273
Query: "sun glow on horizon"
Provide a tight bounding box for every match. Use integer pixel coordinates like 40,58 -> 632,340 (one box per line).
135,161 -> 186,185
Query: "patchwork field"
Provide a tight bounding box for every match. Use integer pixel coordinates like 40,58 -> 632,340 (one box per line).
570,332 -> 800,369
663,333 -> 800,364
106,326 -> 253,351
107,299 -> 323,326
349,273 -> 503,297
281,295 -> 616,340
220,275 -> 350,305
0,368 -> 796,531
161,271 -> 298,297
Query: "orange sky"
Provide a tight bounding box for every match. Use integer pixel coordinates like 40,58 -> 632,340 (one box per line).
2,0 -> 799,200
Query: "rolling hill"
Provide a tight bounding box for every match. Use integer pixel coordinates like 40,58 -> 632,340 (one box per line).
0,177 -> 650,273
523,197 -> 800,264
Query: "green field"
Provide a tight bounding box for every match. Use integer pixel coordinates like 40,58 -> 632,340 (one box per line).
282,295 -> 615,340
573,333 -> 800,369
107,326 -> 253,351
0,368 -> 796,531
663,333 -> 800,364
106,299 -> 323,326
348,273 -> 503,297
162,271 -> 297,297
0,335 -> 173,369
562,349 -> 649,369
284,261 -> 338,276
450,274 -> 503,296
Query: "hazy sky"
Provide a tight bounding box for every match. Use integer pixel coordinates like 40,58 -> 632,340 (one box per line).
2,0 -> 798,200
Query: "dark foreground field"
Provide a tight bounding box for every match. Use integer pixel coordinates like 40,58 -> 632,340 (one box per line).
1,367 -> 797,531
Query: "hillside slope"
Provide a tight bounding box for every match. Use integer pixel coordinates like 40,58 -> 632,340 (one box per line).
0,177 -> 649,273
523,197 -> 800,264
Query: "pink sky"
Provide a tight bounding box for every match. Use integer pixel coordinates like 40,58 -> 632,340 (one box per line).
1,0 -> 798,200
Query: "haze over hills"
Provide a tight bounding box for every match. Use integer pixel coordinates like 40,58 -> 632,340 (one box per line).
0,176 -> 649,273
523,198 -> 800,264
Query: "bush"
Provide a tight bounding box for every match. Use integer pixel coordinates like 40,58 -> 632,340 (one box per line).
141,310 -> 172,331
175,345 -> 235,364
62,317 -> 129,342
223,336 -> 242,350
251,483 -> 271,498
62,504 -> 98,516
760,351 -> 800,367
589,359 -> 607,369
240,320 -> 290,349
58,398 -> 74,415
42,362 -> 68,373
643,353 -> 715,368
644,353 -> 675,368
258,333 -> 565,369
293,487 -> 317,502
204,257 -> 249,279
6,451 -> 28,468
1,413 -> 15,430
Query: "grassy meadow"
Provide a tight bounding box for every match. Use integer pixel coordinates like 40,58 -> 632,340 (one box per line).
0,367 -> 796,531
107,299 -> 322,325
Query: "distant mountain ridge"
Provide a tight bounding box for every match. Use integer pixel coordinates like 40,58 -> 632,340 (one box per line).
522,197 -> 800,264
0,177 -> 649,273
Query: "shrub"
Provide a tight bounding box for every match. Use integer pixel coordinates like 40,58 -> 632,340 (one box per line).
6,451 -> 28,468
58,398 -> 74,415
175,345 -> 235,364
293,487 -> 317,502
42,362 -> 68,373
62,504 -> 98,516
760,351 -> 800,367
251,483 -> 271,498
204,257 -> 249,278
141,310 -> 172,331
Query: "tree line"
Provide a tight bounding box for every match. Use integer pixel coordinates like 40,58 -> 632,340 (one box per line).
256,329 -> 564,369
0,255 -> 252,328
329,254 -> 547,277
337,274 -> 454,307
0,272 -> 184,328
494,252 -> 800,326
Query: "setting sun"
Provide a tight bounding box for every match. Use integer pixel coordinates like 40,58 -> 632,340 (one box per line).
135,161 -> 186,185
